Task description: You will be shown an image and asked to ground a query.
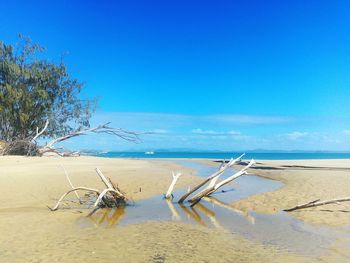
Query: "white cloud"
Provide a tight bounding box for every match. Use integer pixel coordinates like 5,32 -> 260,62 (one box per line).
150,129 -> 168,134
92,112 -> 291,130
191,129 -> 241,136
207,114 -> 292,124
191,129 -> 219,135
228,130 -> 241,135
57,111 -> 350,151
284,131 -> 308,140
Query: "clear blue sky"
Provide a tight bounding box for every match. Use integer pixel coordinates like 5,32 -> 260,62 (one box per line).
1,0 -> 350,151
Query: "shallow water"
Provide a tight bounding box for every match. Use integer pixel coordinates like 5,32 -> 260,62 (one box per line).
95,151 -> 350,160
78,160 -> 343,258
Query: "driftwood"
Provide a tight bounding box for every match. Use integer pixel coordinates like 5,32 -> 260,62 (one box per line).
189,159 -> 255,207
38,122 -> 140,156
61,165 -> 81,202
165,171 -> 182,199
48,187 -> 100,211
2,120 -> 140,157
284,197 -> 350,212
49,167 -> 127,213
31,120 -> 50,143
178,153 -> 245,203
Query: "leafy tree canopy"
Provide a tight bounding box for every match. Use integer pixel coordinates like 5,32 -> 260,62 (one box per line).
0,35 -> 96,142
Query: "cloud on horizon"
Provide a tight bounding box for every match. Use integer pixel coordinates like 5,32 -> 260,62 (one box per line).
55,111 -> 350,152
191,129 -> 241,136
284,131 -> 309,140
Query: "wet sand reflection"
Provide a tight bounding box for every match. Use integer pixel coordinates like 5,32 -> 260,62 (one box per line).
88,206 -> 126,227
87,195 -> 251,229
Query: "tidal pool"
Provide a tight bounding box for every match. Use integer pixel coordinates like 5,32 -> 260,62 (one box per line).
78,160 -> 343,258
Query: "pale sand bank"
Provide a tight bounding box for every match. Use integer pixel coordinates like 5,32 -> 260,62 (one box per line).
0,156 -> 201,208
220,159 -> 350,226
0,156 -> 348,262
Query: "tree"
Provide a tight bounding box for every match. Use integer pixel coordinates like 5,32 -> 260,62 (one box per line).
0,35 -> 96,144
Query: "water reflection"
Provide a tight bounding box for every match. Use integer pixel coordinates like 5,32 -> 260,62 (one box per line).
81,188 -> 338,258
203,196 -> 255,224
179,203 -> 207,226
78,160 -> 343,257
88,207 -> 126,227
86,195 -> 252,229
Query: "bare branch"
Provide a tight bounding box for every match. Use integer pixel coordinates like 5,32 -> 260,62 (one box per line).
60,165 -> 80,202
38,122 -> 140,156
49,168 -> 127,213
283,198 -> 350,212
48,187 -> 100,211
165,171 -> 182,199
31,120 -> 49,143
189,159 -> 255,207
178,153 -> 245,203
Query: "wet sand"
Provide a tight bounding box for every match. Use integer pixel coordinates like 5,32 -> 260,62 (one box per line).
0,156 -> 349,262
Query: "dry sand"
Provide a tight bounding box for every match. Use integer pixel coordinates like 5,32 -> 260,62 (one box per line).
0,156 -> 201,208
0,156 -> 349,262
226,159 -> 350,227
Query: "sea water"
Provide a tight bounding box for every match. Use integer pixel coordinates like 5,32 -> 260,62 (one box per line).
94,151 -> 350,160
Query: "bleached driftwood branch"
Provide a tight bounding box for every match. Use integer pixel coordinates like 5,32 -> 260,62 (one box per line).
61,165 -> 81,202
206,162 -> 225,190
93,188 -> 126,208
95,168 -> 126,199
49,167 -> 127,213
190,159 -> 255,207
48,187 -> 100,211
284,197 -> 350,212
31,120 -> 49,143
165,171 -> 182,199
38,122 -> 140,156
178,153 -> 245,203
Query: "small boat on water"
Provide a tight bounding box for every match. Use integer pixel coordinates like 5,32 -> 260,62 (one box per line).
145,151 -> 155,155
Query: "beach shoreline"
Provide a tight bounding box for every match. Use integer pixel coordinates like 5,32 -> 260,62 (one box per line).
1,155 -> 350,262
2,156 -> 350,226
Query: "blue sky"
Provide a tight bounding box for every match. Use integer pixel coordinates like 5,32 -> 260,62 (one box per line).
1,0 -> 350,151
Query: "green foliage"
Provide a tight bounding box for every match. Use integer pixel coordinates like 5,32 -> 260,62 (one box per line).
0,35 -> 96,142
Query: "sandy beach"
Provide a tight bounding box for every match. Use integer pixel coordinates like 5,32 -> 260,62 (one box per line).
229,159 -> 350,226
1,156 -> 350,262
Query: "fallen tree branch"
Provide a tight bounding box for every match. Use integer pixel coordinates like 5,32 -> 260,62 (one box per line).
95,168 -> 126,200
60,165 -> 81,202
190,159 -> 255,207
178,153 -> 245,203
93,188 -> 127,208
48,187 -> 100,211
206,162 -> 225,190
165,171 -> 182,199
284,198 -> 350,212
38,122 -> 140,156
31,120 -> 49,143
49,167 -> 127,213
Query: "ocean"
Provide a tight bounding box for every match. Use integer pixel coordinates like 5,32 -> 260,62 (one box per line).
94,151 -> 350,160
